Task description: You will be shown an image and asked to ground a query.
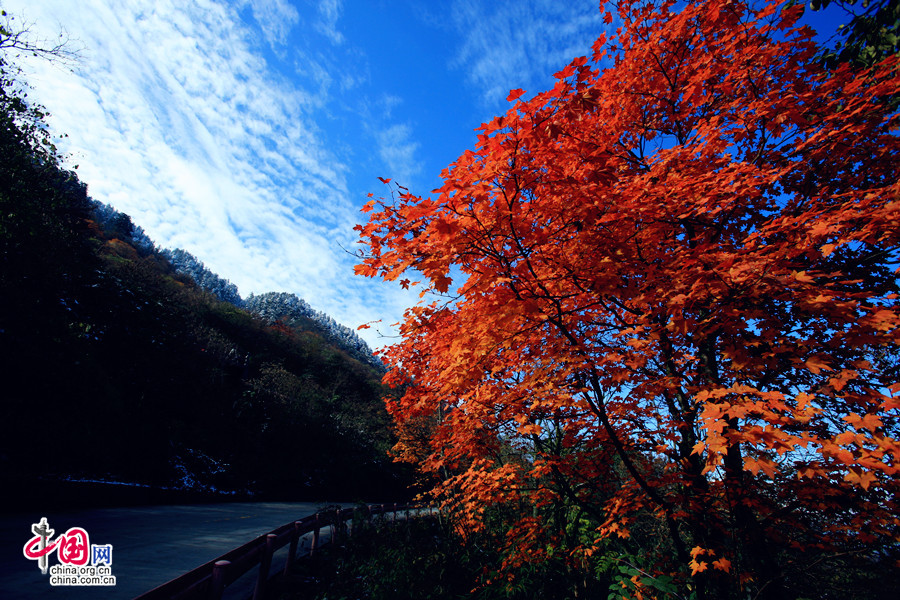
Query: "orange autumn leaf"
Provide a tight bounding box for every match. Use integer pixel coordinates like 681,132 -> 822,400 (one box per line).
805,356 -> 833,374
690,560 -> 709,576
845,412 -> 883,431
712,558 -> 732,573
844,468 -> 878,491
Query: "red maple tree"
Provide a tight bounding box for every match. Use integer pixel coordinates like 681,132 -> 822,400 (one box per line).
356,1 -> 900,597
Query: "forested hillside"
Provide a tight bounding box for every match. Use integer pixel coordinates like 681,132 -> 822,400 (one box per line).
153,244 -> 382,369
0,32 -> 407,506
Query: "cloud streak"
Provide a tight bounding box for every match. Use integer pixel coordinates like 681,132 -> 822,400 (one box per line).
243,0 -> 301,47
450,0 -> 605,107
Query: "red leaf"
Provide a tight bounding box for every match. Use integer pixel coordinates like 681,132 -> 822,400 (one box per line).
506,88 -> 526,102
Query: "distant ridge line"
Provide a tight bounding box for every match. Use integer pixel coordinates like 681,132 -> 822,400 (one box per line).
91,201 -> 383,370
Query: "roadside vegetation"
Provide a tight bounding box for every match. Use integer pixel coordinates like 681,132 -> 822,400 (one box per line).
274,504 -> 895,600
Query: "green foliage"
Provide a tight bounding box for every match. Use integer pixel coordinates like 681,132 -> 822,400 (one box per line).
277,516 -> 479,600
277,508 -> 681,600
811,0 -> 900,68
597,554 -> 690,600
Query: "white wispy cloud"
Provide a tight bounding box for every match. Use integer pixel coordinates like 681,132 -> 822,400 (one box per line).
449,0 -> 605,107
243,0 -> 301,47
376,123 -> 422,189
3,0 -> 402,343
316,0 -> 345,45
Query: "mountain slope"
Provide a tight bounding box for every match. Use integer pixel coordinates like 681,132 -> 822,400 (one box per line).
0,68 -> 406,505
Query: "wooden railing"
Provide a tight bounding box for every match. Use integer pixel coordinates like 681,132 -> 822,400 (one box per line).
134,503 -> 433,600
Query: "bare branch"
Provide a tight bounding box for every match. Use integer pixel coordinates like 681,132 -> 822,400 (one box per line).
0,9 -> 82,69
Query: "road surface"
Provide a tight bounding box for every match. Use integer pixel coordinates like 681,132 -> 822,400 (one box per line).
1,501 -> 343,599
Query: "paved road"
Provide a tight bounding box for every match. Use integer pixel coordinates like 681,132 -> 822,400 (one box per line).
1,501 -> 344,599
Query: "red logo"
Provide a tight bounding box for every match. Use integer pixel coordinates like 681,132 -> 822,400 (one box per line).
23,527 -> 90,566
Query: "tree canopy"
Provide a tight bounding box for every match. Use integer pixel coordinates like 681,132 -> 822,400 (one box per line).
356,0 -> 900,597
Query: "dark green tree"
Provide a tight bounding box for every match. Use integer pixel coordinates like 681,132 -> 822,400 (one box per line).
811,0 -> 900,68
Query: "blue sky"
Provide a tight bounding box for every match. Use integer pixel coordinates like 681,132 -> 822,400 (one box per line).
4,0 -> 848,349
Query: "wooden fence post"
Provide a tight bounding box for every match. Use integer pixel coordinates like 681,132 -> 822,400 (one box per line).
252,534 -> 277,600
208,560 -> 230,600
334,508 -> 343,544
310,514 -> 320,558
284,521 -> 301,575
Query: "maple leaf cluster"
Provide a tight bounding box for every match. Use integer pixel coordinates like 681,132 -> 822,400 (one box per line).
356,0 -> 899,597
